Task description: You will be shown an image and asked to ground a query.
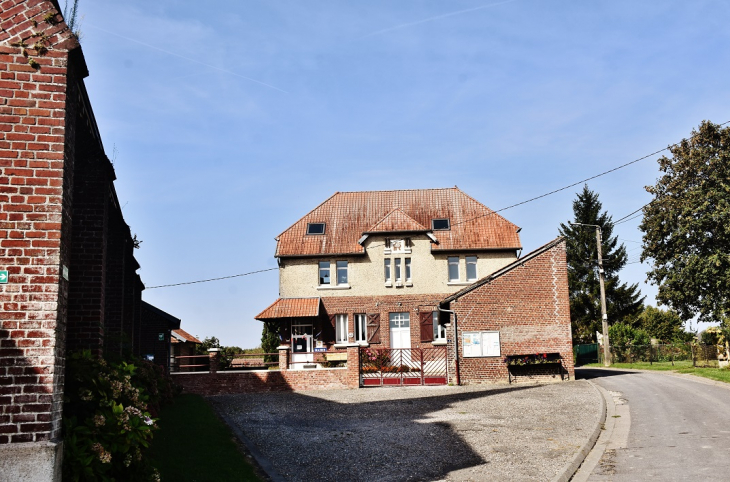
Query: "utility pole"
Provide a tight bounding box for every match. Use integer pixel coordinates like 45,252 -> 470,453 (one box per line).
594,226 -> 610,366
570,223 -> 611,366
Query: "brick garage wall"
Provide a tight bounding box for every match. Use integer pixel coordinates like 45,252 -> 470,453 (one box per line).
0,0 -> 79,450
445,239 -> 573,384
139,302 -> 179,370
172,368 -> 351,396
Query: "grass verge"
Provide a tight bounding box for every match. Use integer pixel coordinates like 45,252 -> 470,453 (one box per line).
149,394 -> 262,481
584,361 -> 730,384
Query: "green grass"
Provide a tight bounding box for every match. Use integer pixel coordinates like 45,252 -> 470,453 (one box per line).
149,394 -> 262,482
584,361 -> 730,384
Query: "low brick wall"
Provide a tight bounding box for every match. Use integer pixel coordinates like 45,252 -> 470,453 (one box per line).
172,368 -> 351,396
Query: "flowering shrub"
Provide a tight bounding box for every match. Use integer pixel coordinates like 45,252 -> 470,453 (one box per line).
63,351 -> 166,481
504,353 -> 561,366
360,348 -> 391,371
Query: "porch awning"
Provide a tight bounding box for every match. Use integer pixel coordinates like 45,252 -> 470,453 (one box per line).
255,297 -> 321,320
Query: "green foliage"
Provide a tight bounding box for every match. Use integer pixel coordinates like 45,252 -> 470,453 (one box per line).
609,322 -> 650,346
700,326 -> 724,345
62,0 -> 81,36
194,336 -> 220,354
559,185 -> 645,344
63,351 -> 167,481
640,121 -> 730,325
260,321 -> 280,364
631,306 -> 692,343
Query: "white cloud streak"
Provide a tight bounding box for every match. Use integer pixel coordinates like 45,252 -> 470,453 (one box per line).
359,0 -> 520,39
86,24 -> 289,93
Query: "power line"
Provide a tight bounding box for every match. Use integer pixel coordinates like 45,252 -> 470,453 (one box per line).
452,119 -> 730,229
146,268 -> 278,289
146,120 -> 729,289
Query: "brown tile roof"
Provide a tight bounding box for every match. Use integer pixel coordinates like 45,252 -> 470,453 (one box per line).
255,297 -> 321,320
275,188 -> 521,257
366,208 -> 429,233
171,328 -> 202,344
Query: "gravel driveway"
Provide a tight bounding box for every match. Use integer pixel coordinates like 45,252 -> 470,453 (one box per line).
211,381 -> 600,482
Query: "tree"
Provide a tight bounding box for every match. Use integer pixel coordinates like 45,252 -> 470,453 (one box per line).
640,121 -> 730,330
260,321 -> 280,364
631,306 -> 691,343
559,185 -> 645,344
609,322 -> 650,346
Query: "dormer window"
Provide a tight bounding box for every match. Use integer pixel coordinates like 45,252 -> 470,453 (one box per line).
306,223 -> 326,235
432,219 -> 450,230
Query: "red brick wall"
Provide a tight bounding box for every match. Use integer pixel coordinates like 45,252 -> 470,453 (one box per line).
445,240 -> 573,384
1,1 -> 149,451
0,0 -> 78,445
172,369 -> 352,396
321,294 -> 449,349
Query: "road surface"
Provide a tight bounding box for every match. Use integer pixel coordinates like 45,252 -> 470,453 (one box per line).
575,368 -> 730,481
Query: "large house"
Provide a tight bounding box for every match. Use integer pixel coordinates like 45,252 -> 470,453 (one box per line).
256,187 -> 523,364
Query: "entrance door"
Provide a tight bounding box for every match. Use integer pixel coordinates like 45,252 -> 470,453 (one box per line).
291,324 -> 313,369
389,312 -> 411,364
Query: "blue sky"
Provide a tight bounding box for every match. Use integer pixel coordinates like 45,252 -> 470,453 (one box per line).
74,0 -> 729,348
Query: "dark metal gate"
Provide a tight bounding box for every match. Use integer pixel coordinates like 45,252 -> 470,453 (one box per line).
360,347 -> 448,387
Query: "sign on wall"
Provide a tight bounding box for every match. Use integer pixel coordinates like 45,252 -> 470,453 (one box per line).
463,331 -> 501,357
0,270 -> 8,284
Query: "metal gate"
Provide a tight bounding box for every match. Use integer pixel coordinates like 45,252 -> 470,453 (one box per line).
574,343 -> 599,366
360,347 -> 448,387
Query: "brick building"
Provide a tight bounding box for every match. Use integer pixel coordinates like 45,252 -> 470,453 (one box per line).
441,237 -> 574,384
254,188 -> 572,387
0,2 -> 177,479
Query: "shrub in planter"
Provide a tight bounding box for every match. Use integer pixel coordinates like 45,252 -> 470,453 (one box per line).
63,351 -> 162,481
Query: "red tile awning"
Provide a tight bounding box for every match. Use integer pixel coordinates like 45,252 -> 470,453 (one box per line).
255,298 -> 321,320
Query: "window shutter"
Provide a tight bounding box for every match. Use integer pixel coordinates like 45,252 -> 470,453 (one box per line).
321,314 -> 336,343
420,311 -> 434,342
367,314 -> 381,344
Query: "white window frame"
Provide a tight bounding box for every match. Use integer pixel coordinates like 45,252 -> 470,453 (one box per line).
433,311 -> 446,341
466,256 -> 478,281
354,314 -> 367,344
462,331 -> 501,357
388,312 -> 410,329
447,256 -> 459,282
384,258 -> 392,286
335,314 -> 348,344
394,258 -> 402,281
319,261 -> 331,285
405,258 -> 412,282
336,260 -> 348,285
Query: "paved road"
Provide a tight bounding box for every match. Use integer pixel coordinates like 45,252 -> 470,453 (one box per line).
576,368 -> 730,481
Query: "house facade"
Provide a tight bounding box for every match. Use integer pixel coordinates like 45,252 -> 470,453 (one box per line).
256,188 -> 523,366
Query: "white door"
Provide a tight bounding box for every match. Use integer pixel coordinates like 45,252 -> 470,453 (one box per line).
389,312 -> 411,364
291,324 -> 313,369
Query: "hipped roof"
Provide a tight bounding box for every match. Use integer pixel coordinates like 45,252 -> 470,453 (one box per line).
255,298 -> 321,320
171,328 -> 202,344
275,188 -> 521,257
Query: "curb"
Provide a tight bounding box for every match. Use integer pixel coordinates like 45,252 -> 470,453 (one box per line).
550,380 -> 607,482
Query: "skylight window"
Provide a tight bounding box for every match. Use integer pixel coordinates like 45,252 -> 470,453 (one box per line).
432,219 -> 450,230
306,223 -> 326,235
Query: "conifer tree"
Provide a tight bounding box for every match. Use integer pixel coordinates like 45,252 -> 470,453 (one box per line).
559,185 -> 645,344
